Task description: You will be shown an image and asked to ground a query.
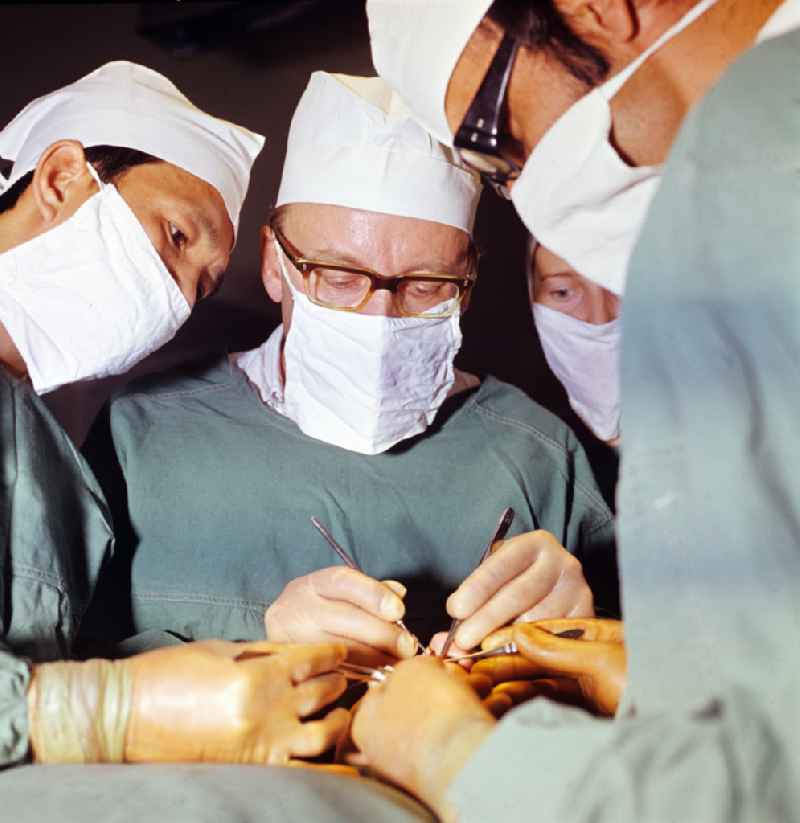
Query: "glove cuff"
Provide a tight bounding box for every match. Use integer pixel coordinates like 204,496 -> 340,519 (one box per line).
28,658 -> 132,763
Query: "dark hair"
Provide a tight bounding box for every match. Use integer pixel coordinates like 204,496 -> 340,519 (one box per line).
0,145 -> 159,214
488,0 -> 610,87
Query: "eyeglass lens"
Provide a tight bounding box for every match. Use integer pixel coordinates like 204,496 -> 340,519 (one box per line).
309,268 -> 460,316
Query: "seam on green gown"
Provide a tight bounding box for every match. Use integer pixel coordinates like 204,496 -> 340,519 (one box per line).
470,402 -> 612,517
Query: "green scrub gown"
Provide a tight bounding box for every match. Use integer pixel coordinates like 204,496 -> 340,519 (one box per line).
83,356 -> 616,648
0,367 -> 113,766
447,26 -> 800,822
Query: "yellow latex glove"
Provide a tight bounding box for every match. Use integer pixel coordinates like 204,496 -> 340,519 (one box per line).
475,618 -> 626,716
28,640 -> 350,764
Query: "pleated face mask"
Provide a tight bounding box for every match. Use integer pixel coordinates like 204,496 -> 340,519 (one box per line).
275,240 -> 463,455
0,164 -> 191,393
511,0 -> 718,297
533,303 -> 621,444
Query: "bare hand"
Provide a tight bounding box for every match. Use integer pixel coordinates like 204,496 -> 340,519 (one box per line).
446,530 -> 594,650
265,567 -> 418,666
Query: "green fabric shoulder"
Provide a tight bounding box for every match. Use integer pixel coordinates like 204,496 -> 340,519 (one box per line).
470,377 -> 613,535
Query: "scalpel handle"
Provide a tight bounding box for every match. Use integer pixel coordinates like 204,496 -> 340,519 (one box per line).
440,507 -> 515,658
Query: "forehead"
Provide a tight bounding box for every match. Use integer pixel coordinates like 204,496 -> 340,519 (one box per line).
120,161 -> 234,253
533,244 -> 576,276
279,203 -> 472,270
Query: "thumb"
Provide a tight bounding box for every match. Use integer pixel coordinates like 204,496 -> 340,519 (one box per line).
512,623 -> 598,678
381,580 -> 407,599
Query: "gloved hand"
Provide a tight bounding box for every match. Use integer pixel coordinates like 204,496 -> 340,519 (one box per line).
474,618 -> 626,716
443,530 -> 594,653
441,657 -> 579,718
265,567 -> 418,666
27,640 -> 351,764
352,656 -> 495,823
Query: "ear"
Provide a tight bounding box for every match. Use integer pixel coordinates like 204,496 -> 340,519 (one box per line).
555,0 -> 637,45
30,140 -> 96,226
260,224 -> 284,304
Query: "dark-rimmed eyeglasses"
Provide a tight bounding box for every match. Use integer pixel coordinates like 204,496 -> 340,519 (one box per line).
453,32 -> 522,198
271,221 -> 477,319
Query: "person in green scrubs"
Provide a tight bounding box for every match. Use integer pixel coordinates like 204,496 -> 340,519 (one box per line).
343,2 -> 800,821
0,61 -> 356,778
86,71 -> 616,667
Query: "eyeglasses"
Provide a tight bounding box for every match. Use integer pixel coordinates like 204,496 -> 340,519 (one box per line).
271,222 -> 477,319
453,32 -> 522,198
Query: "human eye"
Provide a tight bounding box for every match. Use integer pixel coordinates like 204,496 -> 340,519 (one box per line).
168,221 -> 188,249
407,280 -> 439,295
319,270 -> 364,290
549,286 -> 574,301
542,275 -> 582,307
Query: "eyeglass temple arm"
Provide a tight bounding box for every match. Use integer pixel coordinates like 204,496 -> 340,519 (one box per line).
457,33 -> 519,146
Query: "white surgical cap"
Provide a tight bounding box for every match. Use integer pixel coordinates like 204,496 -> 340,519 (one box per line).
276,71 -> 480,234
367,0 -> 493,146
0,61 -> 265,233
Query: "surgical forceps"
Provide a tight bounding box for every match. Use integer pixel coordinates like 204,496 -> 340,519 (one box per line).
446,628 -> 586,663
310,516 -> 417,645
439,506 -> 516,658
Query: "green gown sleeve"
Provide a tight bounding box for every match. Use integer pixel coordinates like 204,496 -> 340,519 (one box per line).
449,689 -> 791,823
0,645 -> 30,768
0,369 -> 113,661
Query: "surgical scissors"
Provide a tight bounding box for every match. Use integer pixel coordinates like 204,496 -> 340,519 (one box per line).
310,516 -> 417,647
439,506 -> 515,658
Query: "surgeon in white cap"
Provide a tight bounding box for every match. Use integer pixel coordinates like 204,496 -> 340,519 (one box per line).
0,62 -> 353,771
91,71 -> 614,670
353,4 -> 800,822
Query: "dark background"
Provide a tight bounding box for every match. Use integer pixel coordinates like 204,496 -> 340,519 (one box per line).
1,1 -> 616,502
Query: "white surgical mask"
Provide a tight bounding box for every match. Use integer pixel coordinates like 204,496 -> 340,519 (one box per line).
533,303 -> 620,444
274,241 -> 462,454
0,164 -> 191,394
511,0 -> 718,296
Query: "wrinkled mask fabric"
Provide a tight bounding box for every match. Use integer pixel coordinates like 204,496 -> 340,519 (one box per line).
275,241 -> 462,454
533,303 -> 621,443
511,0 -> 719,296
0,165 -> 191,393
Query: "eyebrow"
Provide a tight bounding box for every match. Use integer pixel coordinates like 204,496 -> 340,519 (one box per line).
302,244 -> 474,274
539,270 -> 578,280
192,209 -> 220,247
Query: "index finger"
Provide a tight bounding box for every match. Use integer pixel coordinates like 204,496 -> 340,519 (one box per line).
313,567 -> 405,622
447,531 -> 560,620
241,642 -> 348,683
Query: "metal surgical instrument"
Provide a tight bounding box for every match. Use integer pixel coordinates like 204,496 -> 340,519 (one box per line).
310,516 -> 416,645
337,661 -> 394,684
439,506 -> 516,658
447,628 -> 586,662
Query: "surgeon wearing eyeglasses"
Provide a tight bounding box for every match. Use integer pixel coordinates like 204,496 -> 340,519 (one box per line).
86,72 -> 615,669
